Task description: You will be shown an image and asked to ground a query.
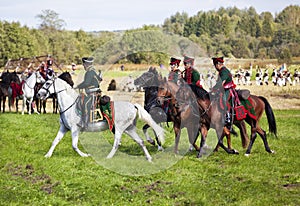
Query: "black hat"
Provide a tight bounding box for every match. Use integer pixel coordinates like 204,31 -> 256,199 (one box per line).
212,57 -> 224,65
82,57 -> 94,63
170,57 -> 181,66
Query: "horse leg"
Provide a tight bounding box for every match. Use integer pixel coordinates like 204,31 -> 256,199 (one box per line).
216,125 -> 237,154
197,126 -> 208,158
235,121 -> 249,148
3,97 -> 6,113
245,123 -> 258,156
16,98 -> 18,113
173,123 -> 181,154
52,97 -> 57,114
71,128 -> 90,157
43,100 -> 46,114
28,98 -> 33,115
107,130 -> 123,159
256,125 -> 274,154
8,96 -> 12,112
125,126 -> 152,162
36,99 -> 40,113
143,124 -> 155,145
22,97 -> 26,115
45,125 -> 68,158
187,125 -> 200,151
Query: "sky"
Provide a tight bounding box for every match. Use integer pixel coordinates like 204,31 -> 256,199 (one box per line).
0,0 -> 298,31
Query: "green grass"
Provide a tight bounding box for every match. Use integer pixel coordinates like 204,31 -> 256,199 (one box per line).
0,110 -> 299,205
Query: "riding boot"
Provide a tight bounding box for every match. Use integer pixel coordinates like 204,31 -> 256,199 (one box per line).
83,114 -> 89,130
77,114 -> 87,130
225,112 -> 231,129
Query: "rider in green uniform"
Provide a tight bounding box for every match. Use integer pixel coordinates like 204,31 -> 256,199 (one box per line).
75,57 -> 102,129
212,57 -> 236,127
182,56 -> 202,88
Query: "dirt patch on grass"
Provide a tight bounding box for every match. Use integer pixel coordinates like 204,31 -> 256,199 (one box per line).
6,163 -> 60,194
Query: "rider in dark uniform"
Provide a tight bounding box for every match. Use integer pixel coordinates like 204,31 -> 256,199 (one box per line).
212,57 -> 236,127
182,56 -> 201,87
75,57 -> 102,129
168,57 -> 181,84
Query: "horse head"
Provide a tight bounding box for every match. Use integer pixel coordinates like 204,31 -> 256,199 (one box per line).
1,71 -> 20,85
134,67 -> 160,88
36,79 -> 55,100
157,77 -> 178,105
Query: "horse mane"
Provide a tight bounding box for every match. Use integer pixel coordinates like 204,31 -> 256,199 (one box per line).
189,85 -> 210,100
58,72 -> 74,87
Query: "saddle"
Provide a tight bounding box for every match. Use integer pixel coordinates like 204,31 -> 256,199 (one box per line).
219,89 -> 256,121
76,94 -> 115,132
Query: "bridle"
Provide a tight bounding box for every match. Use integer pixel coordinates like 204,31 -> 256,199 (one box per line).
40,78 -> 77,115
157,82 -> 173,102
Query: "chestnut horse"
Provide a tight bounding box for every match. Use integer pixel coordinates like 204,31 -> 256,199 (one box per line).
177,84 -> 276,156
157,78 -> 201,154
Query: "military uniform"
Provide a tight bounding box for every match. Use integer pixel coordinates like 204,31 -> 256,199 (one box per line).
76,57 -> 102,129
182,56 -> 201,87
168,57 -> 181,84
212,57 -> 236,127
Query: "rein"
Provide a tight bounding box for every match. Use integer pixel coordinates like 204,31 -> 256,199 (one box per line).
199,101 -> 212,117
52,79 -> 76,115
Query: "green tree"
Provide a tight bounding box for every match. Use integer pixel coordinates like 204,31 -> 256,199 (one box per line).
36,9 -> 66,31
261,12 -> 274,38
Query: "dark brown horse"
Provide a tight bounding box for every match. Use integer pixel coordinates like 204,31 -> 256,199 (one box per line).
176,84 -> 250,156
157,78 -> 201,153
134,68 -> 168,150
177,84 -> 276,157
0,71 -> 20,112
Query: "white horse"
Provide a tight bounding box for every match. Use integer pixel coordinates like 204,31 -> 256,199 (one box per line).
37,78 -> 164,162
22,72 -> 45,115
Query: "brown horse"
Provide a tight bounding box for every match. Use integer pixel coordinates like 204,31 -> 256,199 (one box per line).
175,82 -> 249,156
178,84 -> 276,157
157,78 -> 202,153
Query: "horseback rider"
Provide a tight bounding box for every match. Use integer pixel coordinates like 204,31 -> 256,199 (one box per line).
182,56 -> 202,88
46,56 -> 54,80
75,57 -> 102,129
168,57 -> 181,84
212,57 -> 237,128
180,55 -> 204,100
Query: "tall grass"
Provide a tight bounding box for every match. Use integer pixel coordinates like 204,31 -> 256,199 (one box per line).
0,110 -> 299,205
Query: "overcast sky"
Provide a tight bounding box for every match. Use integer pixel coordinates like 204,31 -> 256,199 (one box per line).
0,0 -> 298,31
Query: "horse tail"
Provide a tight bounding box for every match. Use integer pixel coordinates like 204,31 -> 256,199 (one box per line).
258,96 -> 277,137
134,103 -> 165,144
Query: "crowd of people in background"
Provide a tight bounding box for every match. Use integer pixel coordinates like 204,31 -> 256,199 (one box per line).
232,65 -> 299,87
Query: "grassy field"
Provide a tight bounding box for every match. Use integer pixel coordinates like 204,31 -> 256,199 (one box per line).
0,109 -> 299,205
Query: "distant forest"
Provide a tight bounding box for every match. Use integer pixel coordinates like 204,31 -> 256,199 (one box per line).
0,5 -> 299,67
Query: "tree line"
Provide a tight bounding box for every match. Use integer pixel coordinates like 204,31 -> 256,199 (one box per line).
0,5 -> 299,69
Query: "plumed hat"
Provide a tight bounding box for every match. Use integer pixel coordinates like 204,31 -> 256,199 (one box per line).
183,56 -> 194,65
212,57 -> 224,65
82,57 -> 94,63
170,57 -> 181,66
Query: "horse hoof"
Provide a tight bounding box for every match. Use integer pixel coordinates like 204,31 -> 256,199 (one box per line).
157,146 -> 164,151
244,153 -> 250,157
44,154 -> 51,158
147,139 -> 155,146
270,150 -> 275,154
234,149 -> 239,154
